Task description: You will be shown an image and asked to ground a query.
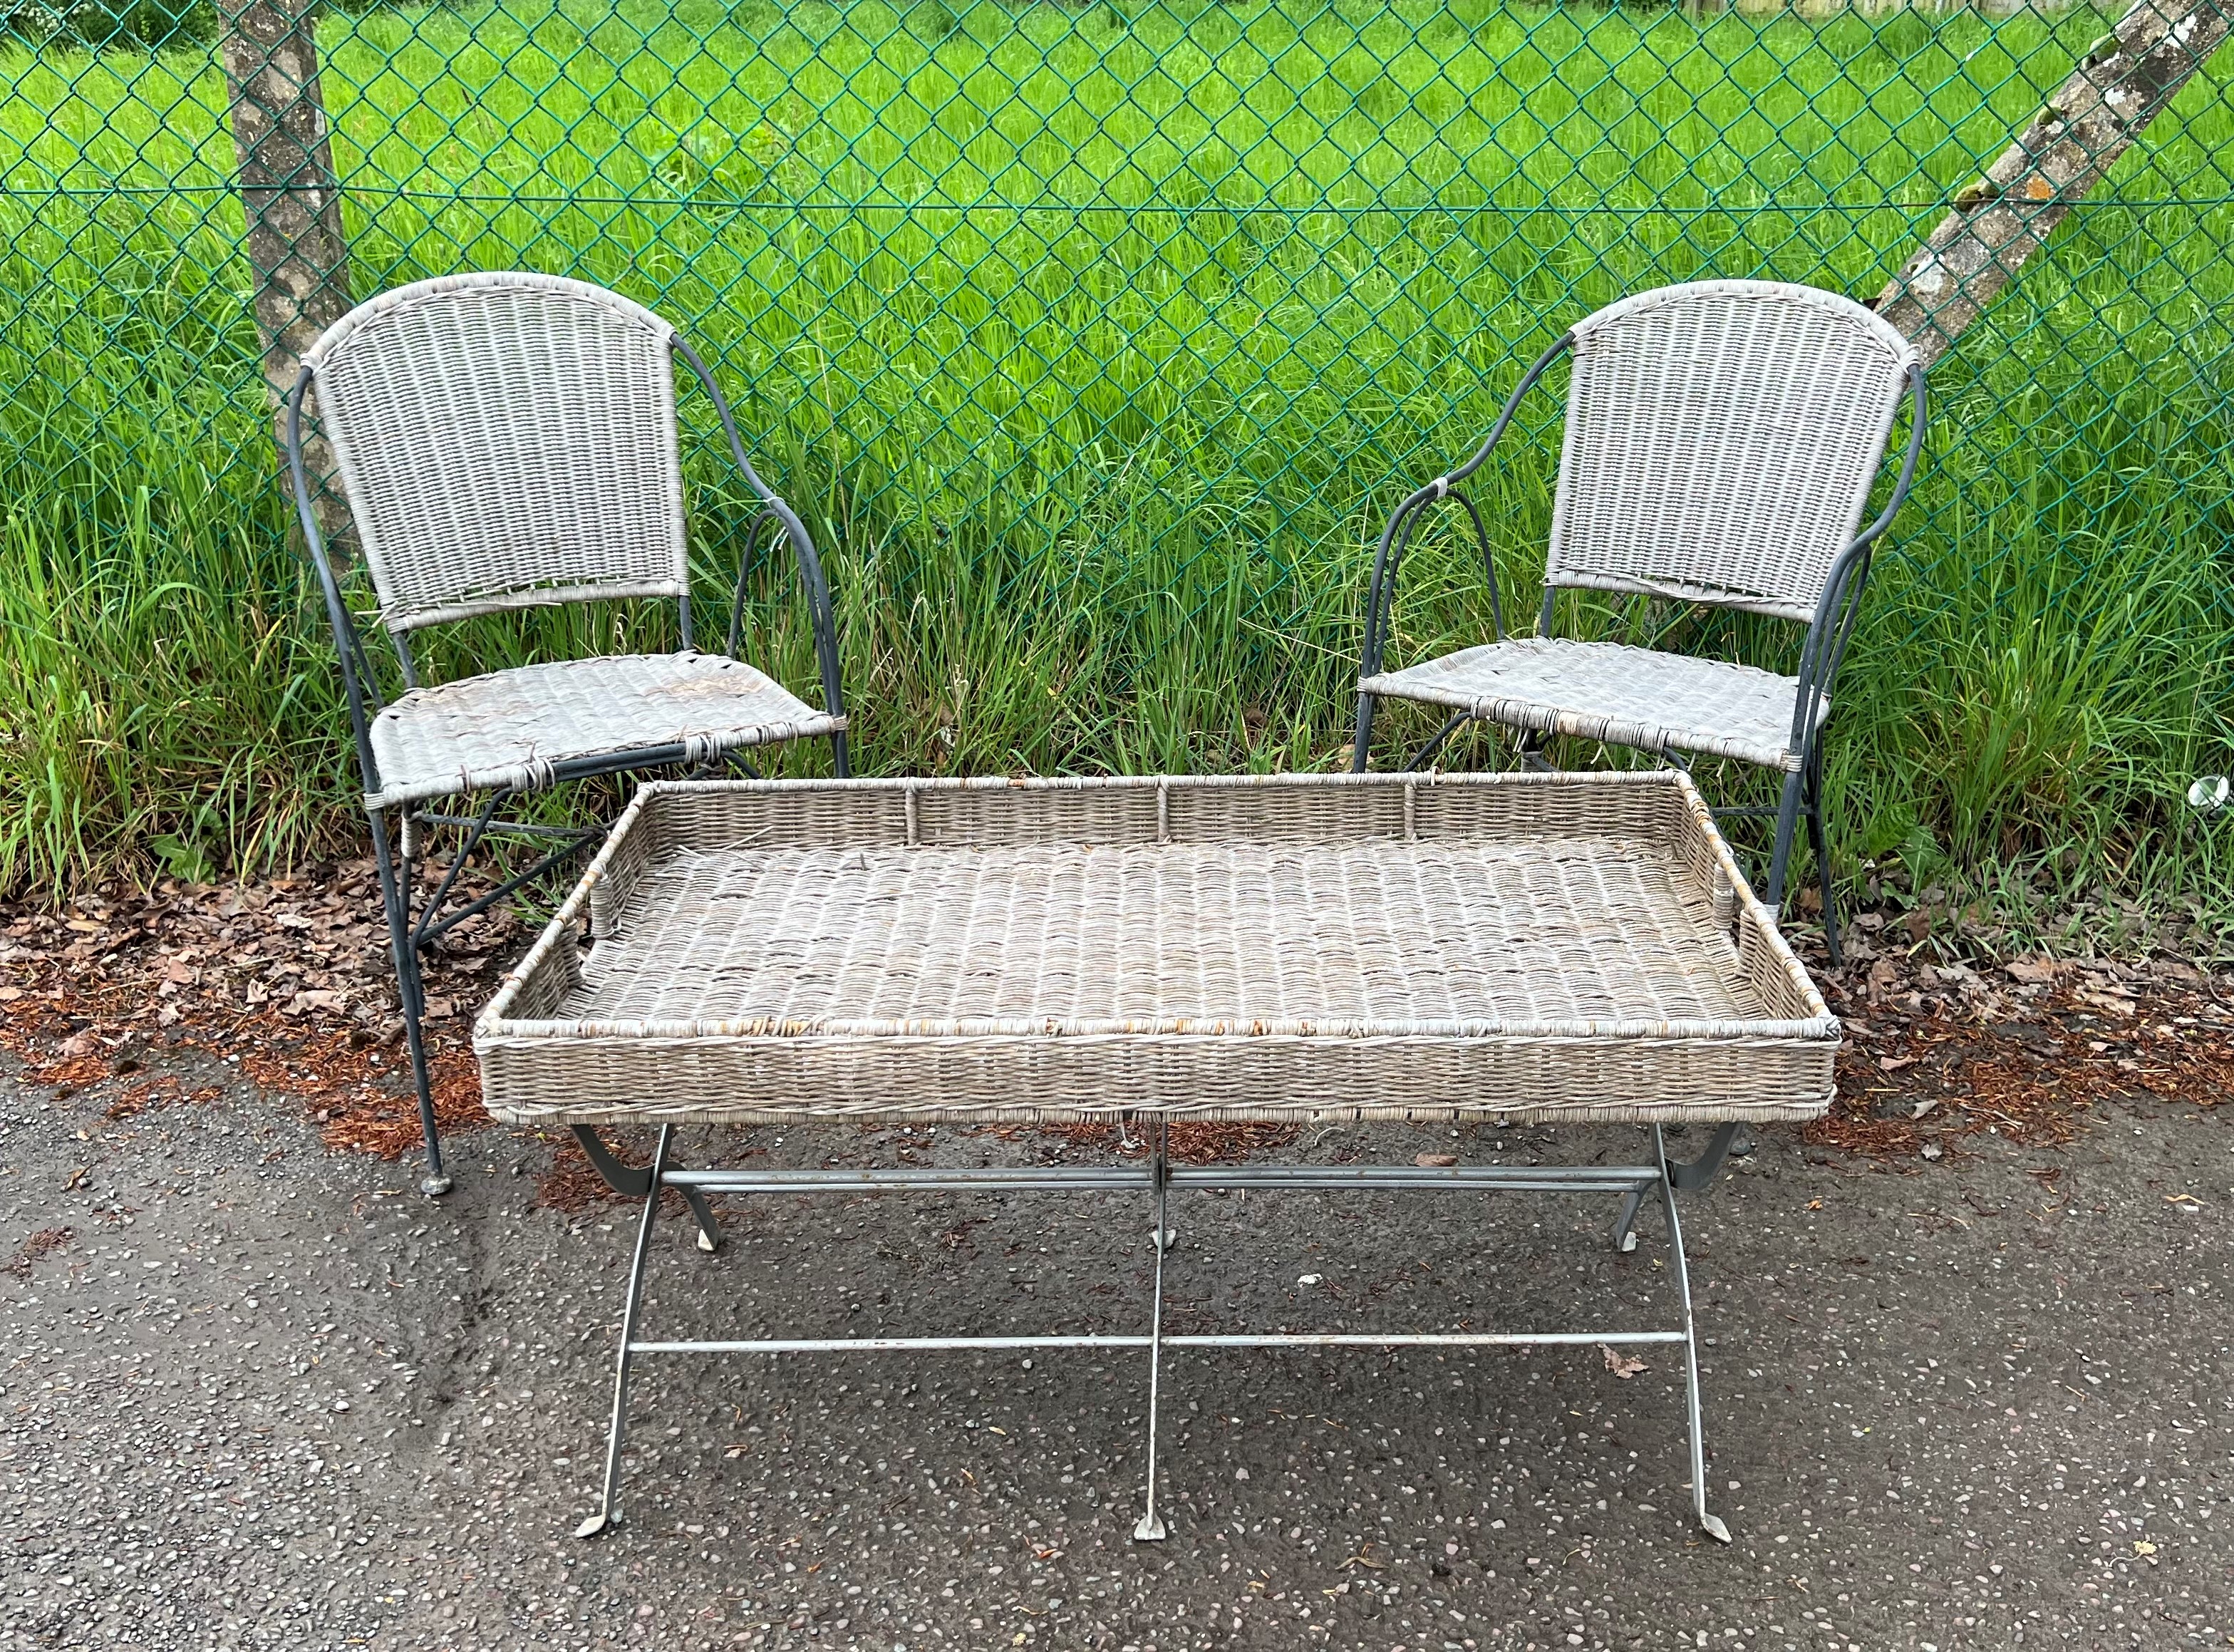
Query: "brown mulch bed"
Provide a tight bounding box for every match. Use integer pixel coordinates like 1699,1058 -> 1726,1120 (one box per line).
4,867 -> 2229,1207
1806,916 -> 2233,1157
0,861 -> 510,1162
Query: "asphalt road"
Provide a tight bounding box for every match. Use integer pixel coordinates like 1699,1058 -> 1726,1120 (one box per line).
3,1051 -> 2230,1651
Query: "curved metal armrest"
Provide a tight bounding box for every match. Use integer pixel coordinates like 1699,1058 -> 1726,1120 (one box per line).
286,366 -> 386,799
1357,332 -> 1572,683
1790,361 -> 1928,755
671,336 -> 848,762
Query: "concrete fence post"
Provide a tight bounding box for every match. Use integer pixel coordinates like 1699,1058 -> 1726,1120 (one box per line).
220,0 -> 353,528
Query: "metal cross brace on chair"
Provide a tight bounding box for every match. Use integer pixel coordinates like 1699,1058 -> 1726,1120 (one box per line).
568,1122 -> 1742,1546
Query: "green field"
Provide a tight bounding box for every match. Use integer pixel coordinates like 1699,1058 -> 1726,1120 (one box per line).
1,1 -> 2229,938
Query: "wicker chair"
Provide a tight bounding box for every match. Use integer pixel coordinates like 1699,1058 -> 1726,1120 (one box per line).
284,272 -> 848,1195
1352,280 -> 1926,962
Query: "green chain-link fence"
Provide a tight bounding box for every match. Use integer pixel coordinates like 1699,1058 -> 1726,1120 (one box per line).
1,0 -> 2230,914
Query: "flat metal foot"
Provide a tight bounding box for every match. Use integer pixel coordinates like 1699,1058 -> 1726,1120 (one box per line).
1132,1512 -> 1167,1542
681,1185 -> 723,1254
1151,1225 -> 1175,1253
574,1512 -> 614,1540
421,1175 -> 454,1198
1610,1187 -> 1645,1253
1699,1512 -> 1732,1544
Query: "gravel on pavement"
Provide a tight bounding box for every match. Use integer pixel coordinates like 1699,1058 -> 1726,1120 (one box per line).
3,1048 -> 2230,1651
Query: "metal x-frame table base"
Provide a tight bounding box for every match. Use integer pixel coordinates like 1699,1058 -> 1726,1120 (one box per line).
569,1120 -> 1741,1546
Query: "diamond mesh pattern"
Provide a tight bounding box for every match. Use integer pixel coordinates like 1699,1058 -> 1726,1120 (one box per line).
1,1 -> 2228,857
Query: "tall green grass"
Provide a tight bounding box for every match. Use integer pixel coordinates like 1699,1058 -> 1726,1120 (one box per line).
1,0 -> 2228,935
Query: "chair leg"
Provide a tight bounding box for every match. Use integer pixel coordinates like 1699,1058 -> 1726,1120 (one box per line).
1764,768 -> 1806,919
829,728 -> 851,780
1350,692 -> 1377,774
370,807 -> 452,1198
1804,749 -> 1841,966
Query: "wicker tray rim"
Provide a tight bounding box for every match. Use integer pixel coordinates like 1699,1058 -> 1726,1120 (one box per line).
477,768 -> 1833,1047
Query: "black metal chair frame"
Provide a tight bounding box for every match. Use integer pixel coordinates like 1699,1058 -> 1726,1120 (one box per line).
285,334 -> 848,1196
1352,333 -> 1928,963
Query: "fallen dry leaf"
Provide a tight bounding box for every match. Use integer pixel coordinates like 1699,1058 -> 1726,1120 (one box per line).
2072,983 -> 2138,1018
1415,1152 -> 1459,1168
4,1227 -> 72,1279
1600,1344 -> 1647,1379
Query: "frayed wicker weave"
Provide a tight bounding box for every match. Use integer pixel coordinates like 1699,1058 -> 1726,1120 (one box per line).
364,651 -> 842,811
1360,638 -> 1819,771
476,770 -> 1839,1127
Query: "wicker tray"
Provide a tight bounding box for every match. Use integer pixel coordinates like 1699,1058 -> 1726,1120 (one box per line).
475,771 -> 1839,1126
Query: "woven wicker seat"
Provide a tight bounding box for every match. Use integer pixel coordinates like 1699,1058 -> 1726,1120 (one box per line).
285,272 -> 849,1194
366,652 -> 841,810
1360,637 -> 1821,773
1353,280 -> 1926,964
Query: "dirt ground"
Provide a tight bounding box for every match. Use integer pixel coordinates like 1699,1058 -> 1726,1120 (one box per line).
3,872 -> 2233,1651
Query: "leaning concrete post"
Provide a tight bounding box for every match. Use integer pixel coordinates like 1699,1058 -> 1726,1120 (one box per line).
220,0 -> 353,525
1875,0 -> 2230,366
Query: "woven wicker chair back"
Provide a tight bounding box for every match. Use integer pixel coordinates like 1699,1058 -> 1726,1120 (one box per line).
304,272 -> 689,634
1546,280 -> 1917,624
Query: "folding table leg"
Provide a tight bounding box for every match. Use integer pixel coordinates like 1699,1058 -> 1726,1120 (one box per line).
577,1124 -> 675,1539
1134,1118 -> 1172,1542
569,1124 -> 721,1254
1655,1125 -> 1731,1544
